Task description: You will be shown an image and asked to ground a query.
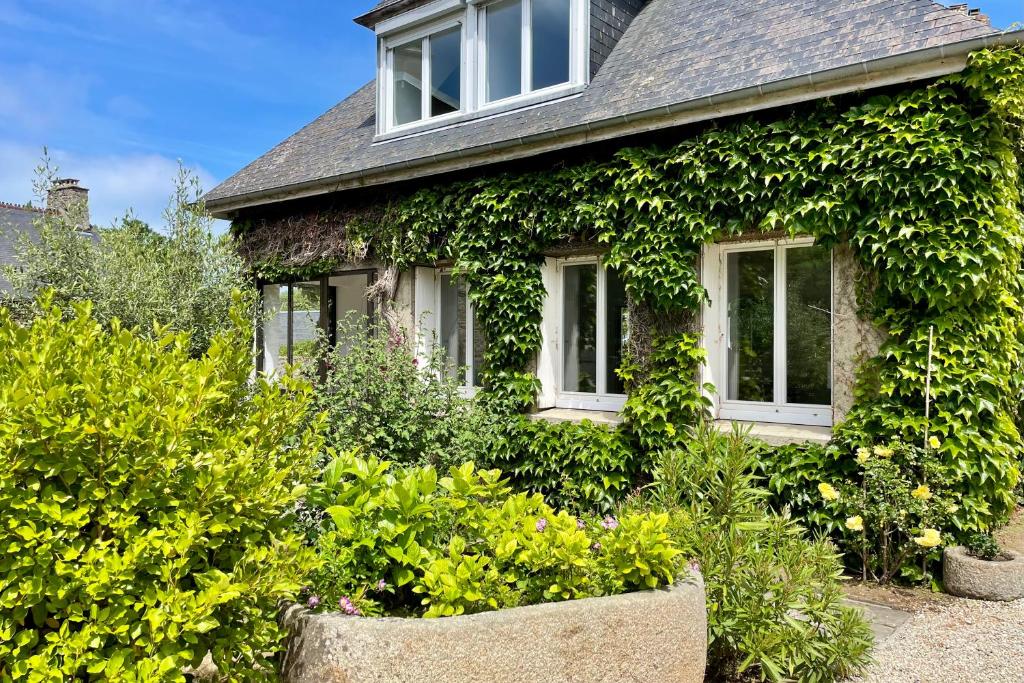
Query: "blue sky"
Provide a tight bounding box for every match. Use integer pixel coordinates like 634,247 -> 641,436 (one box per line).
0,1 -> 1021,229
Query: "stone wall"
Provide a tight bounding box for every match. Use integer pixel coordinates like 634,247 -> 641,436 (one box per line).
831,243 -> 886,423
280,574 -> 707,683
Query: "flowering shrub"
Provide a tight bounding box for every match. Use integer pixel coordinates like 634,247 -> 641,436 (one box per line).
647,425 -> 873,683
820,440 -> 958,584
0,294 -> 320,679
304,451 -> 682,617
305,315 -> 497,473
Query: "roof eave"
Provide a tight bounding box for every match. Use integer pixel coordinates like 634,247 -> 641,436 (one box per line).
206,28 -> 1024,219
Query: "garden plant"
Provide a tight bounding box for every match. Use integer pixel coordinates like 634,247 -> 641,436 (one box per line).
0,293 -> 320,680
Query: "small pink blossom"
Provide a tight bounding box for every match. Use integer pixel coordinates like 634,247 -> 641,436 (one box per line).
536,517 -> 548,533
600,516 -> 619,531
576,518 -> 586,530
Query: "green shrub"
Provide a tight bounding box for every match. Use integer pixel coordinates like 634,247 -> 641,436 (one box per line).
0,294 -> 320,680
965,532 -> 1003,561
478,413 -> 640,512
306,316 -> 494,472
821,441 -> 958,584
6,162 -> 253,357
646,425 -> 873,683
304,451 -> 682,618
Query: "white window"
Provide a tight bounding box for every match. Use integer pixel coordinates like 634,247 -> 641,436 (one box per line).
703,238 -> 833,426
539,257 -> 628,411
385,21 -> 464,130
481,0 -> 573,104
414,267 -> 486,391
377,0 -> 586,134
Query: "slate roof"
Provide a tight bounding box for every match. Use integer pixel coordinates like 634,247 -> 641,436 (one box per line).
0,203 -> 41,294
206,0 -> 1001,213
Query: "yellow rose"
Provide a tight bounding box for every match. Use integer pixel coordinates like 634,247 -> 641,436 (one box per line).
911,484 -> 932,501
818,483 -> 840,501
845,515 -> 864,531
928,435 -> 941,450
855,448 -> 871,465
913,528 -> 942,548
873,445 -> 894,458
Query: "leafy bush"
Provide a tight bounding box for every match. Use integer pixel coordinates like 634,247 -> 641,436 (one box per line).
0,294 -> 320,679
478,413 -> 641,512
965,532 -> 1003,561
646,425 -> 873,683
5,161 -> 252,356
304,451 -> 682,618
821,441 -> 958,584
306,316 -> 495,472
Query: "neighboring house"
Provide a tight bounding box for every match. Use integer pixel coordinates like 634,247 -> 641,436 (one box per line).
0,179 -> 93,296
0,202 -> 42,294
205,1 -> 1023,443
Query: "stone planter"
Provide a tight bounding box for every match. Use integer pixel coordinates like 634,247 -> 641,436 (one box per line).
943,546 -> 1024,601
280,572 -> 707,683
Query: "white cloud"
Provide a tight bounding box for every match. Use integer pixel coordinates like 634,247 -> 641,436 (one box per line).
0,140 -> 225,232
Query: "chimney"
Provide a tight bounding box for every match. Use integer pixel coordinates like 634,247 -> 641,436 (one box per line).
47,178 -> 91,232
948,4 -> 991,25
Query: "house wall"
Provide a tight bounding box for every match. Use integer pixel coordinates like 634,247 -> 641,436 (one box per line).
590,0 -> 646,79
831,243 -> 885,423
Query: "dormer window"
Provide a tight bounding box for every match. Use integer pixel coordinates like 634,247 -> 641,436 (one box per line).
483,0 -> 571,103
388,23 -> 464,127
376,0 -> 586,136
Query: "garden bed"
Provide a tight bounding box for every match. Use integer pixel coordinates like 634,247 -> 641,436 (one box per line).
279,573 -> 707,683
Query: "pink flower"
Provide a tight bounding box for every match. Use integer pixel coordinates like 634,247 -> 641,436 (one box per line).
306,595 -> 321,609
576,518 -> 586,531
591,542 -> 602,551
600,516 -> 619,530
536,518 -> 548,532
376,579 -> 388,592
338,596 -> 361,616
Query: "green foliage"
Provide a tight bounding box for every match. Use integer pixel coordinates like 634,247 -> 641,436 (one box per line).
478,414 -> 640,512
822,442 -> 958,584
753,441 -> 849,534
240,47 -> 1024,540
646,425 -> 874,683
0,293 -> 320,680
964,532 -> 1003,561
305,452 -> 682,618
619,332 -> 713,450
6,160 -> 253,356
305,315 -> 490,474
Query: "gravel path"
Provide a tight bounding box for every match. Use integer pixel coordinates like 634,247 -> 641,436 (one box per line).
850,597 -> 1024,683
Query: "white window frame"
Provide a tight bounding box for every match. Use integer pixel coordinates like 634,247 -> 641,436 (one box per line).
380,15 -> 467,133
702,237 -> 833,427
476,0 -> 586,110
375,0 -> 587,134
414,267 -> 482,396
548,256 -> 627,412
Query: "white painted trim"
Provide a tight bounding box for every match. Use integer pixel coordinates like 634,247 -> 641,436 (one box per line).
375,0 -> 467,37
551,255 -> 627,412
703,237 -> 833,427
537,257 -> 559,409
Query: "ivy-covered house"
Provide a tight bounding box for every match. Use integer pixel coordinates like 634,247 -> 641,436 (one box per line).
206,2 -> 1024,526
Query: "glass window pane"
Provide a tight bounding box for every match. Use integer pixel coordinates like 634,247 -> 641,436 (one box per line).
726,250 -> 774,402
292,281 -> 321,367
563,264 -> 597,393
786,246 -> 831,405
486,0 -> 522,102
470,306 -> 487,388
393,39 -> 423,126
430,26 -> 461,117
262,284 -> 288,376
531,0 -> 570,90
605,268 -> 627,395
439,274 -> 467,383
330,273 -> 370,354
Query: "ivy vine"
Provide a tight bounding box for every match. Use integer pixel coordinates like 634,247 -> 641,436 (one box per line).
236,47 -> 1024,530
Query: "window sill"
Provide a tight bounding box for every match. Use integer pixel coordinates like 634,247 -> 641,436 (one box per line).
714,420 -> 831,446
530,408 -> 623,427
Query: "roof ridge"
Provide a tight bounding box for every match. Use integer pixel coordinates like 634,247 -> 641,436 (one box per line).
0,201 -> 43,213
